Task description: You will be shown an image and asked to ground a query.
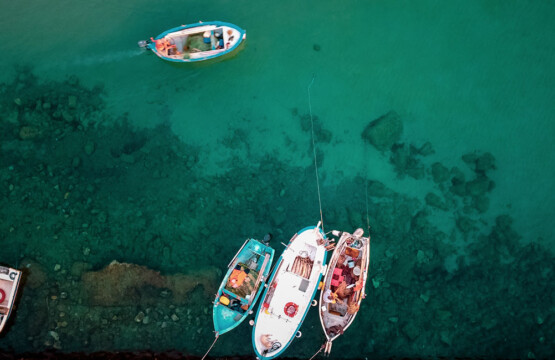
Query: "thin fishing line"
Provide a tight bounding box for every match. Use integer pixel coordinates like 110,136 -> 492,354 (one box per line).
308,74 -> 324,233
365,179 -> 371,235
362,128 -> 371,236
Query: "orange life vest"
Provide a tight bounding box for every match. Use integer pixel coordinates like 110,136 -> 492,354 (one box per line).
229,269 -> 247,287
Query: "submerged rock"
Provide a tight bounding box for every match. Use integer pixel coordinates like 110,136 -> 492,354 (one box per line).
134,311 -> 145,323
366,180 -> 394,198
472,194 -> 490,213
390,143 -> 425,179
462,152 -> 478,165
19,126 -> 41,140
21,258 -> 48,289
431,162 -> 450,183
425,192 -> 448,211
413,141 -> 434,156
81,261 -> 219,306
70,261 -> 92,277
68,95 -> 77,109
361,111 -> 403,151
475,152 -> 496,173
84,141 -> 95,155
456,215 -> 478,235
449,167 -> 466,197
465,176 -> 492,197
402,322 -> 420,341
462,151 -> 496,174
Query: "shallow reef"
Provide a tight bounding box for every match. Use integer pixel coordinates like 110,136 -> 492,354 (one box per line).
0,68 -> 553,359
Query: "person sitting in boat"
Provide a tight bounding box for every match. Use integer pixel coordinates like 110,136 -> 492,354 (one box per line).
335,281 -> 352,299
228,265 -> 249,289
214,29 -> 225,50
352,279 -> 364,292
323,289 -> 335,304
153,37 -> 179,55
347,302 -> 360,315
216,38 -> 225,50
323,289 -> 343,305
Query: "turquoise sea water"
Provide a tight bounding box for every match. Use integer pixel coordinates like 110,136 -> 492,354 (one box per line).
1,0 -> 554,358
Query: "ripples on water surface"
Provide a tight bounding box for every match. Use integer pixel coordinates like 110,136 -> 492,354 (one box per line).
0,1 -> 554,358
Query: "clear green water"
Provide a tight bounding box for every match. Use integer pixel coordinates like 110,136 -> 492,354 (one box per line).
0,0 -> 554,358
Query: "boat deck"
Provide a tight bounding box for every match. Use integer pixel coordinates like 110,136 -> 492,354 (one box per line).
253,226 -> 327,358
156,25 -> 242,61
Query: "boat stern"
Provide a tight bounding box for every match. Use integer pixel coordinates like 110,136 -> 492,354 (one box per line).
138,39 -> 150,49
0,267 -> 22,334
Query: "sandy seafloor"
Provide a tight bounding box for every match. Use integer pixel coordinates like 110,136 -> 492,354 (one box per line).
0,0 -> 554,359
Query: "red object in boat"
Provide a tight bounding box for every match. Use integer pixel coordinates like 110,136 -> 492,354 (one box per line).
284,302 -> 298,317
0,288 -> 6,303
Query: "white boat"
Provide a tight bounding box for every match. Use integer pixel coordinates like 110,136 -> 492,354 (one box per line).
0,265 -> 22,333
318,228 -> 370,355
138,21 -> 246,63
252,223 -> 328,359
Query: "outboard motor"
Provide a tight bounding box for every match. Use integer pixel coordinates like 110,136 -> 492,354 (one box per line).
263,233 -> 272,245
137,39 -> 150,50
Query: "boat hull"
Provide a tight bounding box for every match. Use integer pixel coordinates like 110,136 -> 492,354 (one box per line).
318,229 -> 370,351
0,266 -> 22,334
212,238 -> 274,336
146,21 -> 246,63
252,225 -> 328,359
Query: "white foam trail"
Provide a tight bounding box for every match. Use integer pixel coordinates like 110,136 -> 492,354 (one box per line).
37,49 -> 144,71
72,49 -> 144,67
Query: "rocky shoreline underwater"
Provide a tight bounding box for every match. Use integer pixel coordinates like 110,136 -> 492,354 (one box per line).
0,66 -> 553,359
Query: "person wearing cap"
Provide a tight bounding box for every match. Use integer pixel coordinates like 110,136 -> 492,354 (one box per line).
323,289 -> 335,303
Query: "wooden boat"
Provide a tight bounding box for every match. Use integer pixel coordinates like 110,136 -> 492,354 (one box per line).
139,21 -> 246,63
252,223 -> 328,359
212,236 -> 275,336
318,228 -> 370,355
0,265 -> 22,333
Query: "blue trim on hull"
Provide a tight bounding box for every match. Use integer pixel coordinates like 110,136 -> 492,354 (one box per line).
212,238 -> 274,336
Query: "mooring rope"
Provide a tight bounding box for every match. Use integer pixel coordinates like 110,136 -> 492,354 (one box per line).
309,344 -> 325,360
308,74 -> 325,233
201,335 -> 219,360
365,179 -> 371,235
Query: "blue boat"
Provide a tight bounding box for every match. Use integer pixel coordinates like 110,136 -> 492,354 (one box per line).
213,236 -> 274,337
252,223 -> 328,359
138,21 -> 246,63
